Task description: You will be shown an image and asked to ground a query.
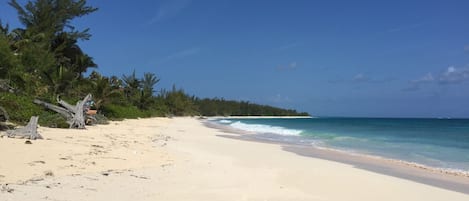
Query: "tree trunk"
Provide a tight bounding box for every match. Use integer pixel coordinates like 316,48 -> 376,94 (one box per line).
6,116 -> 42,140
34,94 -> 93,129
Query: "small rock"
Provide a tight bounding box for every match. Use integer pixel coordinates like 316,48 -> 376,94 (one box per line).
25,140 -> 32,144
44,171 -> 54,177
91,144 -> 104,148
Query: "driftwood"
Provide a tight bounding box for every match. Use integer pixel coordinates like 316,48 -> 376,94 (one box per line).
34,94 -> 93,129
33,99 -> 72,119
6,116 -> 42,140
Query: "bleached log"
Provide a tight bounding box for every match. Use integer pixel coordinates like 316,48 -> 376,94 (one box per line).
6,116 -> 42,140
57,95 -> 77,113
33,99 -> 73,119
68,94 -> 92,129
34,94 -> 93,129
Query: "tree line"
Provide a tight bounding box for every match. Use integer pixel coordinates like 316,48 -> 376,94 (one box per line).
0,0 -> 308,126
194,98 -> 309,117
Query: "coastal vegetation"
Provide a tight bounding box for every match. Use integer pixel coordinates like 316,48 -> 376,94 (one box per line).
0,0 -> 308,126
194,98 -> 309,117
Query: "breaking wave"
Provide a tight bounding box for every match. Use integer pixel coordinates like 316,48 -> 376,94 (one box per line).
229,121 -> 303,136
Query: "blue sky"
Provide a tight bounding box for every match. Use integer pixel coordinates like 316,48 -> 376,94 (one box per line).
2,0 -> 469,118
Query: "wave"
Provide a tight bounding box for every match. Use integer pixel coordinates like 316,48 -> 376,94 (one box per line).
218,120 -> 233,124
229,121 -> 303,136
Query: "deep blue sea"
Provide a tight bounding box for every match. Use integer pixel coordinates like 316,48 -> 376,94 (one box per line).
214,117 -> 469,174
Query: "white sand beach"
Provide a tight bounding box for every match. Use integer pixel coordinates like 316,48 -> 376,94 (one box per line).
0,117 -> 468,201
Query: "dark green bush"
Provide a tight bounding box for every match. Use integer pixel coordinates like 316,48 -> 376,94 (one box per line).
100,104 -> 149,120
0,92 -> 43,125
38,112 -> 69,128
94,113 -> 109,124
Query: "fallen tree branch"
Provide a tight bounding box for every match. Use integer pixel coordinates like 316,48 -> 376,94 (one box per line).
34,94 -> 93,129
6,116 -> 42,140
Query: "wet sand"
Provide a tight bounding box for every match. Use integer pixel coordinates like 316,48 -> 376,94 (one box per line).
207,121 -> 469,194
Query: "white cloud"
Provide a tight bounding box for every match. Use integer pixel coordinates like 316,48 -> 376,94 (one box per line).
352,73 -> 391,83
405,66 -> 469,91
352,73 -> 369,82
447,66 -> 456,73
148,0 -> 192,24
329,73 -> 394,84
438,66 -> 469,84
169,48 -> 200,59
277,62 -> 298,71
412,73 -> 434,83
162,47 -> 200,62
289,62 -> 297,68
404,73 -> 434,91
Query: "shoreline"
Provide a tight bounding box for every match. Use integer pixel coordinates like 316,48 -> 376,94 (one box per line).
204,120 -> 469,194
283,145 -> 469,194
206,115 -> 314,119
205,118 -> 469,177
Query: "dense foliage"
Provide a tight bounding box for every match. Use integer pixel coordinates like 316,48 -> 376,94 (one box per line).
0,0 -> 309,126
194,98 -> 309,117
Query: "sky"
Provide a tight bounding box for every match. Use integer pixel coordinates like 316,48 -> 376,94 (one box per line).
1,0 -> 469,118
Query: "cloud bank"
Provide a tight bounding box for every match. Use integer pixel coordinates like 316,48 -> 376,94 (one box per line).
405,66 -> 469,91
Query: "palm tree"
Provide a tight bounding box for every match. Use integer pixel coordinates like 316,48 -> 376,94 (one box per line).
142,72 -> 160,94
7,0 -> 98,95
88,71 -> 122,110
122,70 -> 141,101
137,72 -> 160,109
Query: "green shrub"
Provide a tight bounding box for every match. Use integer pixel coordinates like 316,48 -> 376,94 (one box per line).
94,113 -> 109,124
0,92 -> 72,127
100,104 -> 149,120
38,112 -> 69,128
0,92 -> 43,125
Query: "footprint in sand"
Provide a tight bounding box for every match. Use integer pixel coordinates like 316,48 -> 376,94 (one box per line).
28,160 -> 46,166
59,156 -> 72,160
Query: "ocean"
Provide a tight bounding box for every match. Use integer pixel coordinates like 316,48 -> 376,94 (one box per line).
213,117 -> 469,175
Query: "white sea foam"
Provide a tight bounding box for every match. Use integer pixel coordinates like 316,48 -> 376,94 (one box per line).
219,120 -> 232,124
229,121 -> 303,136
311,145 -> 469,177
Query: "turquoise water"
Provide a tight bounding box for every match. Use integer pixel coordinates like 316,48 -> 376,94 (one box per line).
215,118 -> 469,173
